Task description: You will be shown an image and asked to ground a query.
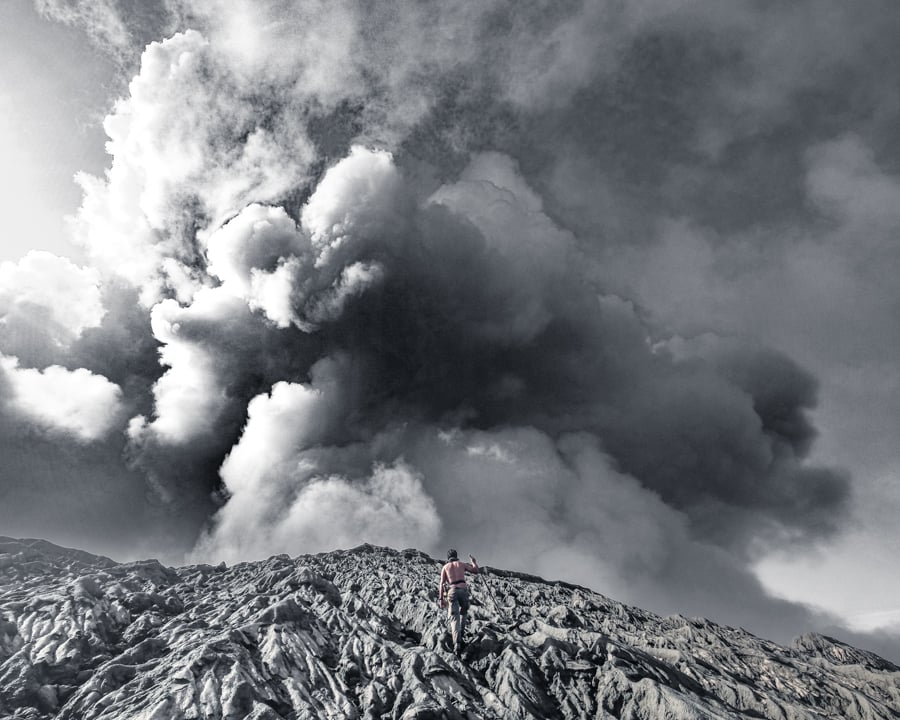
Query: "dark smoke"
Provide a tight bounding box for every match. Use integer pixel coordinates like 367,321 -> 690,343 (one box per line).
11,0 -> 900,648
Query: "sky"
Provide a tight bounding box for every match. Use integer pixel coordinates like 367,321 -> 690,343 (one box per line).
2,0 -> 900,658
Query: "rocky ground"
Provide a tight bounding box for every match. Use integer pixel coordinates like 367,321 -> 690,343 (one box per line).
1,537 -> 899,719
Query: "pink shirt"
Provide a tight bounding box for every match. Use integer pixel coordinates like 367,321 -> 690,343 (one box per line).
439,558 -> 479,603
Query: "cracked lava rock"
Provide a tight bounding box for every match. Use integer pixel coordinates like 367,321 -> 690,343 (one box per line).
1,537 -> 899,719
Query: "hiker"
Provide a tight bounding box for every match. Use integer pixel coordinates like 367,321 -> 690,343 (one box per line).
438,549 -> 479,653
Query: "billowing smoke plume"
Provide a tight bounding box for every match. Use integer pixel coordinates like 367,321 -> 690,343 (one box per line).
175,146 -> 847,636
12,0 -> 900,645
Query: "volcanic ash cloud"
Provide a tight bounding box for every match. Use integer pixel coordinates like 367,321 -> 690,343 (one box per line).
5,1 -> 878,639
173,147 -> 849,637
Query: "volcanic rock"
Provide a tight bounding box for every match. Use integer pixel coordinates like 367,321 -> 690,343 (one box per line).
1,537 -> 899,719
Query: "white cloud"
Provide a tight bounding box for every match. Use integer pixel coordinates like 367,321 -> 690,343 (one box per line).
204,203 -> 310,327
218,366 -> 347,498
186,0 -> 364,104
0,353 -> 123,441
247,259 -> 300,328
205,146 -> 402,332
71,169 -> 164,303
301,145 -> 404,266
128,341 -> 223,447
195,354 -> 443,562
71,29 -> 315,303
205,204 -> 309,297
130,289 -> 251,446
35,0 -> 131,53
269,463 -> 441,557
0,250 -> 105,343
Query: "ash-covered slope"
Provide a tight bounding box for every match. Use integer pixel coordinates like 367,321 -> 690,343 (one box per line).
1,538 -> 899,719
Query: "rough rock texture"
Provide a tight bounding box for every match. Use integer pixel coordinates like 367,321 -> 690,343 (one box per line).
1,537 -> 899,719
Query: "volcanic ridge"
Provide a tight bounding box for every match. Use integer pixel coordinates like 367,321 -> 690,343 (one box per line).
1,537 -> 899,719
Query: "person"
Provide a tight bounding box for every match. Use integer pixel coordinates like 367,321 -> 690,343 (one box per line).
438,548 -> 479,654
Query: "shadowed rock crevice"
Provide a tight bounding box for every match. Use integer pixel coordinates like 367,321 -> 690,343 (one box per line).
1,537 -> 899,719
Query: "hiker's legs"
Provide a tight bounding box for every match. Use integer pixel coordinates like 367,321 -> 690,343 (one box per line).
457,588 -> 470,647
447,590 -> 462,647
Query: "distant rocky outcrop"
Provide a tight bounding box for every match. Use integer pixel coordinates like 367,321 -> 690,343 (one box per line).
1,536 -> 899,719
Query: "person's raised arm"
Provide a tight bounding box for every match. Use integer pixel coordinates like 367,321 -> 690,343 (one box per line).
467,554 -> 479,573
